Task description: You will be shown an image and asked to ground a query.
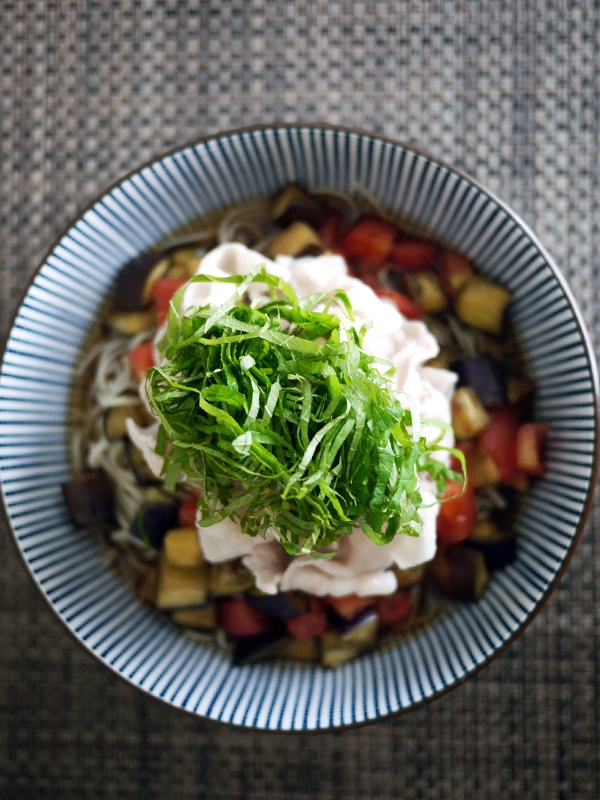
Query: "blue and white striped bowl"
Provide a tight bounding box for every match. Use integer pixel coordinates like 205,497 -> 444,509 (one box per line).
1,125 -> 598,730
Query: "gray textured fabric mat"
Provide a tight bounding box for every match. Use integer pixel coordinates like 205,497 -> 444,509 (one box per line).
1,1 -> 599,798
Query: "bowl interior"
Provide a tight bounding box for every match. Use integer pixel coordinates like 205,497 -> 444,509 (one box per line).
1,125 -> 597,730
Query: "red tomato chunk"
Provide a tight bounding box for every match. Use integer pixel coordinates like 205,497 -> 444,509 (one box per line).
389,239 -> 438,271
375,290 -> 425,319
178,499 -> 198,528
218,596 -> 270,637
478,407 -> 518,483
128,341 -> 155,381
340,216 -> 397,267
152,277 -> 188,325
326,593 -> 374,621
437,479 -> 477,545
285,596 -> 327,639
375,589 -> 413,630
516,422 -> 551,477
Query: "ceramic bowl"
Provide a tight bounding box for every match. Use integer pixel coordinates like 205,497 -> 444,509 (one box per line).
1,125 -> 598,731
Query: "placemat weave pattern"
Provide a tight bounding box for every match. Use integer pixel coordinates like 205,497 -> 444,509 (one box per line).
1,1 -> 599,797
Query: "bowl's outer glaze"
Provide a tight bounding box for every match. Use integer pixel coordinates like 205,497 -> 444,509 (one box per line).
1,125 -> 598,731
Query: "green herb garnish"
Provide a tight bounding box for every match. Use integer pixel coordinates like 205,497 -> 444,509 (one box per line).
146,266 -> 461,558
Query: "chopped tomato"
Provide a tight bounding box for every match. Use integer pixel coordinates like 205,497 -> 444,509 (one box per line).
375,290 -> 424,319
217,596 -> 270,638
375,589 -> 413,630
326,593 -> 374,621
319,211 -> 343,251
128,341 -> 155,381
437,479 -> 477,545
285,596 -> 327,639
516,422 -> 551,477
504,468 -> 530,492
478,407 -> 518,483
151,277 -> 188,325
441,250 -> 473,295
339,216 -> 397,267
389,239 -> 438,271
178,499 -> 198,528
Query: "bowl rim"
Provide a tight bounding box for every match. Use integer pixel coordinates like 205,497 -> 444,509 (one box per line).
1,121 -> 599,732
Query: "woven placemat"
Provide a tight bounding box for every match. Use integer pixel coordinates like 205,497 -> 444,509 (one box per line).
1,1 -> 599,798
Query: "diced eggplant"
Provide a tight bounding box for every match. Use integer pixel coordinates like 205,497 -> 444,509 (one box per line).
168,246 -> 204,278
172,603 -> 217,631
264,221 -> 324,259
231,627 -> 288,667
129,502 -> 180,549
393,563 -> 425,589
210,560 -> 255,596
155,557 -> 210,609
135,565 -> 158,604
106,308 -> 157,335
464,442 -> 501,488
507,373 -> 536,407
271,184 -> 324,229
375,584 -> 421,631
245,591 -> 309,619
425,347 -> 457,371
273,637 -> 320,662
163,527 -> 204,568
452,356 -> 508,407
103,403 -> 146,442
124,436 -> 160,487
451,386 -> 490,439
113,252 -> 170,311
404,270 -> 448,313
454,277 -> 511,334
467,520 -> 517,570
321,615 -> 379,669
428,544 -> 489,602
326,606 -> 378,638
62,471 -> 115,528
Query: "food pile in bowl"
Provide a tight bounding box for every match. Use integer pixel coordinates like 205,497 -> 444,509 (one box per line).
1,126 -> 596,729
63,182 -> 550,669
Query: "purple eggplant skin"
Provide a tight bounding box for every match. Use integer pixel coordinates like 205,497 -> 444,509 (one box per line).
62,471 -> 115,528
452,356 -> 508,407
467,533 -> 517,571
112,252 -> 165,312
326,606 -> 378,637
231,625 -> 288,666
129,502 -> 180,550
245,591 -> 309,619
428,544 -> 489,602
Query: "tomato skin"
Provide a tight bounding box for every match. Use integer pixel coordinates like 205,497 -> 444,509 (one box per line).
319,211 -> 343,251
389,239 -> 438,271
374,589 -> 413,630
516,422 -> 551,476
478,407 -> 518,482
285,596 -> 327,639
375,290 -> 425,319
128,341 -> 155,381
151,277 -> 188,325
325,594 -> 374,621
437,479 -> 477,545
218,596 -> 270,638
441,250 -> 473,295
178,499 -> 198,528
339,216 -> 397,267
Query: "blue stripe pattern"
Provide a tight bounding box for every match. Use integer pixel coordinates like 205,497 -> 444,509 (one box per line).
1,126 -> 597,730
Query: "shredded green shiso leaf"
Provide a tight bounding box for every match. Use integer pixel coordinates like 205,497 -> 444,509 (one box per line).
146,266 -> 461,558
